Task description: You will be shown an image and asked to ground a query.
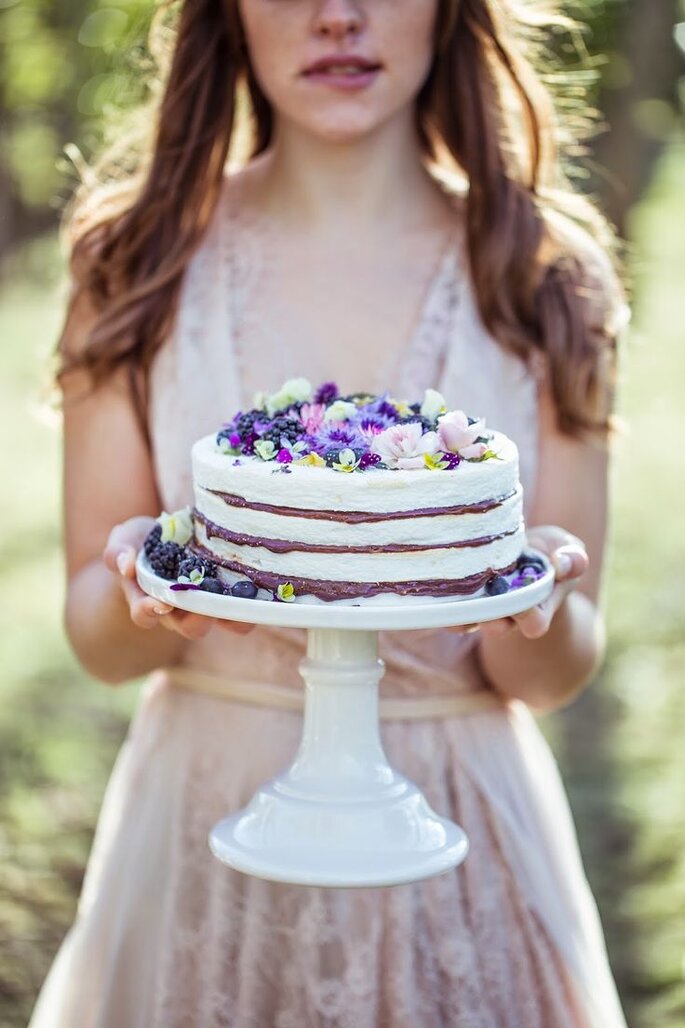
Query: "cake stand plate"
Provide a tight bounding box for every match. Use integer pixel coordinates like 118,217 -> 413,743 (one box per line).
137,552 -> 554,888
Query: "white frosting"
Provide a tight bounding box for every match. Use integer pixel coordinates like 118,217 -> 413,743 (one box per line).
190,430 -> 524,600
191,432 -> 519,513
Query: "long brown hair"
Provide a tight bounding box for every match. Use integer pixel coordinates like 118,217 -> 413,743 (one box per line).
59,0 -> 626,438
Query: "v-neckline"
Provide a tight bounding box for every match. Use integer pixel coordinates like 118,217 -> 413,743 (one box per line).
221,168 -> 463,406
370,231 -> 459,397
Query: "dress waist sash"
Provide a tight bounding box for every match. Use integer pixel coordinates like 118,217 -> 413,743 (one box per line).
160,667 -> 508,721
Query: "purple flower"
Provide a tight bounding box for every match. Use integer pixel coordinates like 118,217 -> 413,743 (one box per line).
276,448 -> 293,463
360,394 -> 400,422
314,381 -> 339,405
359,451 -> 383,470
310,422 -> 365,455
439,450 -> 462,470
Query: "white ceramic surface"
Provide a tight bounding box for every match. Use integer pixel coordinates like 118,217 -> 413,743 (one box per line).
135,550 -> 554,632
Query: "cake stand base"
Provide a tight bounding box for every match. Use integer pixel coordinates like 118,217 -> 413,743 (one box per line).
208,628 -> 469,888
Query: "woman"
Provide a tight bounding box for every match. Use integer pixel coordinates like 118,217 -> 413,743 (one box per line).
30,1 -> 630,1025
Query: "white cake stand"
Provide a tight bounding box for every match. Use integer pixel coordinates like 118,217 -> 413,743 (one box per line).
137,552 -> 554,888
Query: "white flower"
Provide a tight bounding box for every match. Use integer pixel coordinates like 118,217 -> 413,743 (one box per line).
265,377 -> 312,416
254,439 -> 277,461
324,400 -> 357,422
420,388 -> 446,423
332,447 -> 360,472
370,423 -> 441,470
158,507 -> 193,545
437,410 -> 489,459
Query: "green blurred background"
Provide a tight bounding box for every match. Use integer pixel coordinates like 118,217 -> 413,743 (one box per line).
1,2 -> 685,1025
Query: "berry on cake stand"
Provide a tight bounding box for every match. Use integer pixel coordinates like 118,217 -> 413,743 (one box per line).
137,540 -> 554,889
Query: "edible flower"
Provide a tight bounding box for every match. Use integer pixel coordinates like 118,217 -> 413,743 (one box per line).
158,507 -> 193,545
420,388 -> 446,424
424,452 -> 453,471
370,422 -> 441,470
293,452 -> 326,467
437,410 -> 489,460
177,566 -> 205,586
277,436 -> 309,462
388,397 -> 412,417
254,439 -> 277,461
299,402 -> 326,435
324,399 -> 358,422
331,447 -> 360,472
276,582 -> 296,603
261,377 -> 313,417
314,381 -> 339,405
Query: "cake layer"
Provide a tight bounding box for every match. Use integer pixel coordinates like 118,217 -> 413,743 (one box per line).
191,539 -> 519,601
191,432 -> 519,514
194,514 -> 525,584
194,483 -> 523,547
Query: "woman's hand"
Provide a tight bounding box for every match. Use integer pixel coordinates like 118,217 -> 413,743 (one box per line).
103,516 -> 254,640
451,525 -> 589,641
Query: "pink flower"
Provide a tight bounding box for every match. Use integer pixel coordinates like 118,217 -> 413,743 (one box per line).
371,422 -> 441,470
437,410 -> 488,459
299,403 -> 326,435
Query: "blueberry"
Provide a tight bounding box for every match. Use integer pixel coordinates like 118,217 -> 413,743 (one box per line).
517,552 -> 545,572
200,578 -> 225,594
231,579 -> 258,599
485,575 -> 509,596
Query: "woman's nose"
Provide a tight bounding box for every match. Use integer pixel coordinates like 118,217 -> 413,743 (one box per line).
311,0 -> 366,40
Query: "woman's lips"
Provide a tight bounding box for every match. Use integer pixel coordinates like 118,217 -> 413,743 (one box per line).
302,67 -> 382,91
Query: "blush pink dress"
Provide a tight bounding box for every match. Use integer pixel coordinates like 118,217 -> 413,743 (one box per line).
29,167 -> 627,1028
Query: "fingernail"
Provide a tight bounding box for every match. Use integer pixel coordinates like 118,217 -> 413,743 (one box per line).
555,552 -> 572,576
153,604 -> 171,616
116,552 -> 131,575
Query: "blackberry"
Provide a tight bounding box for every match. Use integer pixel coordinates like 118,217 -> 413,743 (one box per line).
178,554 -> 218,580
144,523 -> 162,557
148,541 -> 184,580
258,416 -> 303,449
234,409 -> 265,437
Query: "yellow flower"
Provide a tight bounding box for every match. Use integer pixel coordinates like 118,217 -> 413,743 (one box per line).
276,582 -> 296,603
424,452 -> 449,471
388,397 -> 412,417
293,452 -> 326,467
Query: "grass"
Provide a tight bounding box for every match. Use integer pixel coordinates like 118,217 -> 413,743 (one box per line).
1,146 -> 684,1025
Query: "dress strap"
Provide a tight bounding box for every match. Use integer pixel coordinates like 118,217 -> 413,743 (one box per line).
158,667 -> 508,720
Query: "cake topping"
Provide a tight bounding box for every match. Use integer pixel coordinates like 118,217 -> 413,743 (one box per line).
215,379 -> 502,472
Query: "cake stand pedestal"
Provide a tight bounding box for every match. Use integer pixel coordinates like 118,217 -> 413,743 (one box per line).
137,554 -> 553,888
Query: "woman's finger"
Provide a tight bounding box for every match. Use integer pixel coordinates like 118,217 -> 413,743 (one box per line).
511,594 -> 555,639
478,616 -> 516,639
119,576 -> 173,629
551,544 -> 588,582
